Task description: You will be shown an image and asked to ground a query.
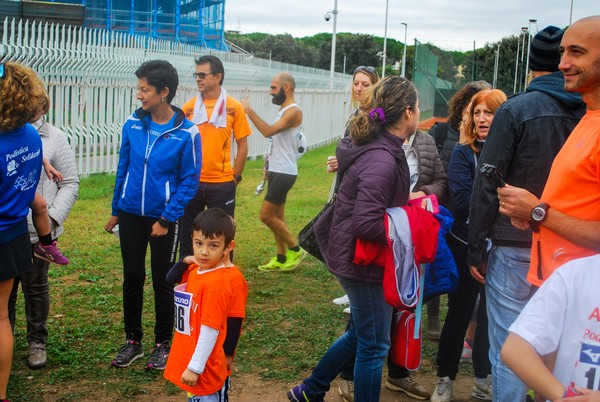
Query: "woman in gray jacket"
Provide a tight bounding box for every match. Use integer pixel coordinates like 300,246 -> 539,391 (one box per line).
383,130 -> 448,400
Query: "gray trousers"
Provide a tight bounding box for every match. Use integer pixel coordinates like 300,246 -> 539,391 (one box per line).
9,255 -> 50,344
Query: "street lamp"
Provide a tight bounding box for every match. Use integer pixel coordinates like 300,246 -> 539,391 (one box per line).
343,53 -> 347,75
569,0 -> 574,25
401,22 -> 407,78
325,0 -> 338,87
381,0 -> 389,78
523,18 -> 537,89
493,44 -> 500,89
513,27 -> 527,94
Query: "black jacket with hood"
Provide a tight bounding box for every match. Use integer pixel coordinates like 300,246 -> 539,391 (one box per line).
467,71 -> 586,267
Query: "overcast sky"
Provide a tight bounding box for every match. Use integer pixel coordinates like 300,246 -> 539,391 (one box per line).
224,0 -> 597,51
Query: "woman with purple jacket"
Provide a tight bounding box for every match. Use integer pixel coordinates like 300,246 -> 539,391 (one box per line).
287,76 -> 419,402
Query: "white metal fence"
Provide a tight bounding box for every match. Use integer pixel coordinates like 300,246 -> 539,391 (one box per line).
0,18 -> 351,175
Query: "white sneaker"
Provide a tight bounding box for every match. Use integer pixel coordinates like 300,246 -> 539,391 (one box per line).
343,307 -> 351,315
338,378 -> 354,402
472,375 -> 492,400
430,376 -> 453,402
333,294 -> 350,305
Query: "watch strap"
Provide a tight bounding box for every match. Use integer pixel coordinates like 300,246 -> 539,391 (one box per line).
158,217 -> 172,228
530,202 -> 550,233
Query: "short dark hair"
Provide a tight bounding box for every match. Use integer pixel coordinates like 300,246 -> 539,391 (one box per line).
192,208 -> 236,246
195,55 -> 225,85
134,60 -> 179,103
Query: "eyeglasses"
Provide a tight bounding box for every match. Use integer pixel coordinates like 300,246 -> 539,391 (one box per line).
354,66 -> 377,74
192,72 -> 214,79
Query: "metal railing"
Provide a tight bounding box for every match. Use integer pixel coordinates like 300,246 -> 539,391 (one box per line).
1,18 -> 351,175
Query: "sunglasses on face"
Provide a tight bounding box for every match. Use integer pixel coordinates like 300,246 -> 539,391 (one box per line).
354,66 -> 377,74
192,72 -> 214,79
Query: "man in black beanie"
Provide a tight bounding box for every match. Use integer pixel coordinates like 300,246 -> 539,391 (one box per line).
455,25 -> 587,402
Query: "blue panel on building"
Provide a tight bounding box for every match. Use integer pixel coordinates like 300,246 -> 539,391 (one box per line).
0,0 -> 228,50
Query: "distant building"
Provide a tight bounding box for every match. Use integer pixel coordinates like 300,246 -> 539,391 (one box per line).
0,0 -> 227,50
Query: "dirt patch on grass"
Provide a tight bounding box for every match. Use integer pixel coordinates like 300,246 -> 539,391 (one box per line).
30,370 -> 477,401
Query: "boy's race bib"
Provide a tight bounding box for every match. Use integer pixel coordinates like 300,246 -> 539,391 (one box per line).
174,284 -> 193,335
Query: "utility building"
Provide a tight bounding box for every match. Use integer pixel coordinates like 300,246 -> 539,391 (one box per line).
0,0 -> 227,49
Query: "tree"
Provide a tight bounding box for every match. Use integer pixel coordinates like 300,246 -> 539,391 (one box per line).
225,31 -> 530,94
462,35 -> 523,95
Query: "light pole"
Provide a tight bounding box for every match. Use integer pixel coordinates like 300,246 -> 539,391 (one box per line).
493,44 -> 500,89
382,0 -> 389,78
523,19 -> 537,89
401,22 -> 407,78
343,53 -> 347,75
325,0 -> 338,87
513,28 -> 526,94
569,0 -> 574,25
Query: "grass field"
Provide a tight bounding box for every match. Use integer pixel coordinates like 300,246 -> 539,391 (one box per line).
9,142 -> 453,401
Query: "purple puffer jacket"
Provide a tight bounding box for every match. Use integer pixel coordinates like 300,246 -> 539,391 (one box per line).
318,131 -> 410,284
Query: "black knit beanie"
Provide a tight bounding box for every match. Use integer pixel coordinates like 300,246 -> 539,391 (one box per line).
529,25 -> 564,72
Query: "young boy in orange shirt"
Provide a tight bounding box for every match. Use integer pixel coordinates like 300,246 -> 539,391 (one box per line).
165,208 -> 247,401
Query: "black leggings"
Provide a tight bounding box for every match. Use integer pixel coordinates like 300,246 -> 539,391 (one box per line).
435,235 -> 491,380
179,181 -> 236,258
118,211 -> 179,344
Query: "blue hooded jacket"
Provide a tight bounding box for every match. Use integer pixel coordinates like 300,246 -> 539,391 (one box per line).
424,206 -> 458,301
111,106 -> 201,222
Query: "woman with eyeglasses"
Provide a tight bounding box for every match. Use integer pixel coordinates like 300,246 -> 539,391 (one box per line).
0,61 -> 47,402
105,60 -> 201,371
288,76 -> 418,402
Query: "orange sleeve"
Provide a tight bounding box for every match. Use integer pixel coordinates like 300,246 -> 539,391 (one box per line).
229,97 -> 252,141
182,97 -> 196,121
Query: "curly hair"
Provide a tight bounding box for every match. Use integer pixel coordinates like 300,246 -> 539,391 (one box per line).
461,89 -> 507,152
447,80 -> 492,130
0,62 -> 47,132
348,76 -> 417,146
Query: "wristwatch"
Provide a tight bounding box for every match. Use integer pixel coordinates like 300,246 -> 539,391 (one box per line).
530,202 -> 550,232
158,216 -> 172,228
234,174 -> 243,183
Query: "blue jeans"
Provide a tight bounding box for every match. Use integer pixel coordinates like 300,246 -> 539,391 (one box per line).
486,246 -> 534,402
304,276 -> 393,402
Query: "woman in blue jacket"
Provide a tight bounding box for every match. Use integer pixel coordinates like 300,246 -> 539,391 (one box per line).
431,89 -> 506,402
0,62 -> 46,402
105,60 -> 201,370
288,76 -> 418,402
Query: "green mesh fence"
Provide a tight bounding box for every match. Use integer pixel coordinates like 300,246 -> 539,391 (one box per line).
412,39 -> 438,121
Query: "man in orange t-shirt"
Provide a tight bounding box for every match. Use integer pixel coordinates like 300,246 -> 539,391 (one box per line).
498,16 -> 600,287
179,55 -> 251,258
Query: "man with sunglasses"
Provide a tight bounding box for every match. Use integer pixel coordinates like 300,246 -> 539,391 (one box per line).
179,55 -> 252,258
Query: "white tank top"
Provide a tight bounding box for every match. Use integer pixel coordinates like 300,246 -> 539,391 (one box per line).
268,103 -> 301,176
